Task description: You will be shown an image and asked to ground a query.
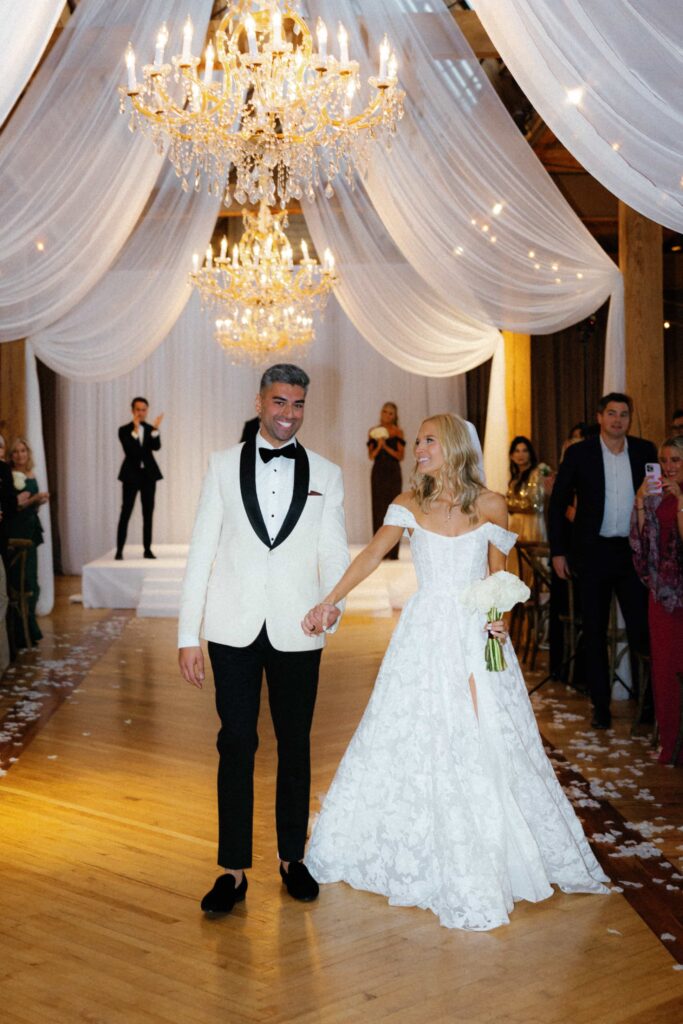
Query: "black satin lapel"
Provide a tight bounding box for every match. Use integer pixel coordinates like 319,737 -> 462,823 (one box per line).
240,440 -> 272,548
272,445 -> 310,550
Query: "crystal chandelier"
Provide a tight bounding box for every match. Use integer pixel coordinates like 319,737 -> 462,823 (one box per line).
190,201 -> 337,363
119,1 -> 404,207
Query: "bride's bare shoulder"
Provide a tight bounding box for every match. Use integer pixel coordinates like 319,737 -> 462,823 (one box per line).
477,488 -> 507,525
392,491 -> 418,512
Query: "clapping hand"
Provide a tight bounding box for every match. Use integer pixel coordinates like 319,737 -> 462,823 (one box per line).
301,603 -> 340,636
153,413 -> 164,430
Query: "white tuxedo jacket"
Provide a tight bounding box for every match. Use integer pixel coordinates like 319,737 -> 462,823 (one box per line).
178,439 -> 350,652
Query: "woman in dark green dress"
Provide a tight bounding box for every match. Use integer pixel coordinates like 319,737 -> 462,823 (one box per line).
9,438 -> 49,647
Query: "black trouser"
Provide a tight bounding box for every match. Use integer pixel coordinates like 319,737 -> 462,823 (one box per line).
116,477 -> 156,553
208,625 -> 322,869
575,537 -> 649,718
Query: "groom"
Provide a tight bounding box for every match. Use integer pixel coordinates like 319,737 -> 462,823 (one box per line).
178,364 -> 349,916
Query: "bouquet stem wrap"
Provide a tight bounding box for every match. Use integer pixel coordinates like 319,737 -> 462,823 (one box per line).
485,607 -> 507,671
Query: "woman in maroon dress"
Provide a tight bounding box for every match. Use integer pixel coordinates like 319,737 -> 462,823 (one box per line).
630,436 -> 683,765
367,403 -> 405,560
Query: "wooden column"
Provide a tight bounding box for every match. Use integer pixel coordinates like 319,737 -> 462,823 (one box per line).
0,339 -> 26,442
502,330 -> 531,441
618,202 -> 665,444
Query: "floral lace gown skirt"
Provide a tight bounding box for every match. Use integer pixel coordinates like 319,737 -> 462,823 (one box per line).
305,507 -> 609,931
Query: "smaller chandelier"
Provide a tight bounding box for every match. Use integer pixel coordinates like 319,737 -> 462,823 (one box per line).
190,201 -> 337,363
119,2 -> 404,207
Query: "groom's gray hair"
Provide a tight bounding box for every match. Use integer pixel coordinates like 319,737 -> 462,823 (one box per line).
260,364 -> 310,394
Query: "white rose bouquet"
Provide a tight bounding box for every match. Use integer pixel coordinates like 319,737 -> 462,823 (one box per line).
12,471 -> 26,492
369,426 -> 390,441
460,571 -> 530,671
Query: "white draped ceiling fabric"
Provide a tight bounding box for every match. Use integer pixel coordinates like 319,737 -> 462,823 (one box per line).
471,0 -> 683,232
30,160 -> 220,381
0,0 -> 64,128
0,0 -> 211,342
307,0 -> 625,391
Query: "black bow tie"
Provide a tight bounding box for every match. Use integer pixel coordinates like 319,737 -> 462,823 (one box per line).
259,445 -> 296,463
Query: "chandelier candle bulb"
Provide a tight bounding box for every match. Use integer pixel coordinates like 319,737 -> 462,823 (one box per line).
245,14 -> 258,56
206,245 -> 213,268
204,42 -> 215,85
379,36 -> 390,80
192,253 -> 199,273
272,10 -> 284,49
338,23 -> 349,66
125,44 -> 137,91
154,24 -> 169,67
232,244 -> 239,266
301,239 -> 309,263
181,17 -> 193,63
324,249 -> 335,272
316,18 -> 328,59
387,52 -> 398,82
220,236 -> 228,260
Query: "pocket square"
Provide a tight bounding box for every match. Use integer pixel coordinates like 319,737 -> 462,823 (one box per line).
308,490 -> 322,496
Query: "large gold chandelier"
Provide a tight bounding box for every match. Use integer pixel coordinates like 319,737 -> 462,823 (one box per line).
119,1 -> 404,207
190,201 -> 337,363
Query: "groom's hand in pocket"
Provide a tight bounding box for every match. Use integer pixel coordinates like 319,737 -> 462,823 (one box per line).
179,646 -> 205,688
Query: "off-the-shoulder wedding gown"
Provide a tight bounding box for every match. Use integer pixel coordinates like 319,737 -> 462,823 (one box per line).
306,504 -> 609,930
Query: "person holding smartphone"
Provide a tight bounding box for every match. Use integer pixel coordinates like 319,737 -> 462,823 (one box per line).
630,436 -> 683,765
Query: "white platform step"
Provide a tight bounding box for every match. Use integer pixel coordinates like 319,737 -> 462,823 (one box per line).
81,542 -> 418,619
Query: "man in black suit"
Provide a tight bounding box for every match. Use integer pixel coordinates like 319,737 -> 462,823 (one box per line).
549,393 -> 657,729
0,437 -> 18,570
115,398 -> 163,560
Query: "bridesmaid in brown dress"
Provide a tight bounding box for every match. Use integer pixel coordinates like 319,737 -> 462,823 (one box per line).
367,402 -> 405,560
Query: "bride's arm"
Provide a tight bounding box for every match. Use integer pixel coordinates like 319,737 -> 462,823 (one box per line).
480,489 -> 509,573
324,525 -> 404,605
302,524 -> 404,634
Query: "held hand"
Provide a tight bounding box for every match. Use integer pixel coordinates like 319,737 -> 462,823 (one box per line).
486,618 -> 508,644
552,555 -> 570,581
301,603 -> 341,636
320,603 -> 341,632
178,646 -> 205,688
37,491 -> 49,505
153,413 -> 164,430
17,491 -> 30,507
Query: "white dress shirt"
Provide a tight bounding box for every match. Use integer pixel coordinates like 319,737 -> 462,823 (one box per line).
255,434 -> 296,544
599,436 -> 634,537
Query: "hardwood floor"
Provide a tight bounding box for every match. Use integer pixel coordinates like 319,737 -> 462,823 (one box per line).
1,579 -> 682,1024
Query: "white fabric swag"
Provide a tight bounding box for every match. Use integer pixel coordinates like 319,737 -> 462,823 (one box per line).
0,0 -> 213,341
0,0 -> 64,128
56,294 -> 468,573
471,0 -> 683,232
30,159 -> 221,381
308,0 -> 625,390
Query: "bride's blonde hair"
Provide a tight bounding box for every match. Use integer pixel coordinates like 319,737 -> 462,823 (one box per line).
411,414 -> 483,521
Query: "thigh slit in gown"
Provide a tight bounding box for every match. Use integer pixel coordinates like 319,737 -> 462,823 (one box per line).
306,504 -> 609,931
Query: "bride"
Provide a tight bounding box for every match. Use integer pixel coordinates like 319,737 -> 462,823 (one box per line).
302,413 -> 609,931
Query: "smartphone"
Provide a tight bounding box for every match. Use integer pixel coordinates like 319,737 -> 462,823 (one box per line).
645,462 -> 662,494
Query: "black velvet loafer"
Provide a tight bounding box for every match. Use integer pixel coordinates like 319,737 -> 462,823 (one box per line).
201,873 -> 248,916
280,861 -> 319,902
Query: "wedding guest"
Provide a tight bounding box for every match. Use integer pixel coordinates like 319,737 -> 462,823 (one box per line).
630,436 -> 683,765
115,397 -> 164,560
367,402 -> 405,560
8,437 -> 49,647
506,436 -> 552,544
0,433 -> 14,674
671,409 -> 683,439
549,393 -> 657,729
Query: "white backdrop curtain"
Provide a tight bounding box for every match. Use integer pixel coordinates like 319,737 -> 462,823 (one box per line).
0,0 -> 213,340
56,294 -> 468,572
0,0 -> 64,128
308,0 -> 625,390
471,0 -> 683,232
